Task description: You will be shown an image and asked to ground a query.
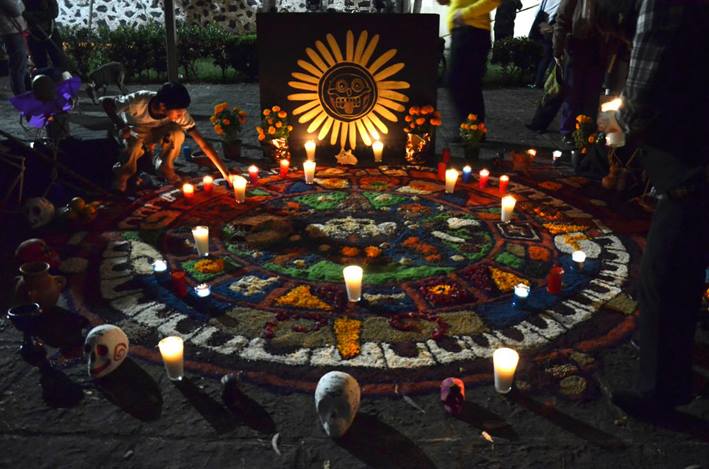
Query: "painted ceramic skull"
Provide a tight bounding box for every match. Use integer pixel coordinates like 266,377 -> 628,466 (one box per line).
15,238 -> 61,269
314,371 -> 360,438
84,325 -> 129,378
23,197 -> 55,229
440,377 -> 465,416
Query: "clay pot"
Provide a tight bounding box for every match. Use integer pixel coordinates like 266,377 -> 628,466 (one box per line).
15,262 -> 66,311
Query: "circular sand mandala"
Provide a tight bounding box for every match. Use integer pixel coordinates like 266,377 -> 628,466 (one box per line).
66,166 -> 632,391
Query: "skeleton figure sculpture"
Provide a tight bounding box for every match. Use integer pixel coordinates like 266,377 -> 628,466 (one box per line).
22,197 -> 55,229
314,371 -> 361,438
84,325 -> 129,378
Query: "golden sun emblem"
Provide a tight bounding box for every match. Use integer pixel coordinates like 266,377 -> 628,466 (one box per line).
288,30 -> 410,150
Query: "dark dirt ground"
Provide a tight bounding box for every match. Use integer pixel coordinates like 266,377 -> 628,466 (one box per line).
1,77 -> 708,469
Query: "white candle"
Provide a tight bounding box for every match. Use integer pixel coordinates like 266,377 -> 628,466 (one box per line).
303,160 -> 316,184
152,259 -> 167,273
501,195 -> 516,223
445,168 -> 458,194
182,183 -> 194,200
343,265 -> 363,302
572,250 -> 586,270
191,226 -> 209,257
606,132 -> 625,147
493,347 -> 519,394
372,140 -> 384,163
513,283 -> 530,308
601,97 -> 623,112
526,148 -> 537,158
202,175 -> 214,193
194,283 -> 211,298
232,175 -> 247,202
158,336 -> 184,381
552,150 -> 562,163
305,140 -> 316,161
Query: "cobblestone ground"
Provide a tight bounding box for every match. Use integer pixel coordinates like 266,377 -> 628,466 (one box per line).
1,77 -> 708,468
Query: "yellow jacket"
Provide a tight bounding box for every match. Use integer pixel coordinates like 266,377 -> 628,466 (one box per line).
447,0 -> 502,31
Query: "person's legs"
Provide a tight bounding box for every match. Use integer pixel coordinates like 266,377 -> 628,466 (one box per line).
636,159 -> 707,404
26,35 -> 48,70
45,30 -> 68,72
150,123 -> 185,184
534,38 -> 553,88
3,33 -> 29,95
448,27 -> 491,124
559,49 -> 581,136
115,135 -> 146,192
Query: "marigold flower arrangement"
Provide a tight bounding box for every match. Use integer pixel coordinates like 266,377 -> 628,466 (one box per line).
210,102 -> 246,143
459,113 -> 487,144
256,105 -> 294,142
573,114 -> 597,154
403,105 -> 442,134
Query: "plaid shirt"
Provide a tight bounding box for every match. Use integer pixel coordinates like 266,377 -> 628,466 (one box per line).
617,0 -> 685,136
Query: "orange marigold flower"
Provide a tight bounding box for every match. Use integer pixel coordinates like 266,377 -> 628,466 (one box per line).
258,134 -> 265,141
431,118 -> 441,126
272,105 -> 281,112
364,246 -> 381,258
278,110 -> 287,119
422,105 -> 434,115
238,110 -> 247,117
341,246 -> 359,257
405,115 -> 413,122
409,123 -> 416,129
268,126 -> 276,135
467,113 -> 478,121
287,125 -> 293,131
275,121 -> 282,128
415,117 -> 425,125
409,106 -> 420,115
222,118 -> 231,126
263,109 -> 271,116
214,102 -> 228,114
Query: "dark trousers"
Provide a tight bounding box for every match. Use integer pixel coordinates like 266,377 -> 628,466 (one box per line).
448,26 -> 491,123
637,149 -> 707,403
27,30 -> 67,71
559,38 -> 604,135
533,37 -> 553,88
2,33 -> 28,95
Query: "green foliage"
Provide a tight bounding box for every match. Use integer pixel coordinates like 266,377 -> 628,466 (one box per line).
58,23 -> 258,83
491,37 -> 543,85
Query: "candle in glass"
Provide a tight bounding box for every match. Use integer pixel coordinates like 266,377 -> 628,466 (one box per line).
182,183 -> 194,200
171,270 -> 188,297
343,265 -> 363,302
572,250 -> 586,271
202,175 -> 214,193
499,175 -> 509,195
462,165 -> 472,183
280,158 -> 289,178
248,165 -> 259,184
501,195 -> 516,223
191,226 -> 209,257
479,169 -> 490,189
303,160 -> 316,184
445,168 -> 458,194
232,175 -> 247,202
493,347 -> 519,394
152,259 -> 167,274
512,283 -> 530,308
372,140 -> 384,163
158,336 -> 184,381
304,140 -> 316,161
552,150 -> 562,165
194,283 -> 211,298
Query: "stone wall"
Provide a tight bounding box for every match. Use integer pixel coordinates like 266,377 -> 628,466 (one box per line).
56,0 -> 395,34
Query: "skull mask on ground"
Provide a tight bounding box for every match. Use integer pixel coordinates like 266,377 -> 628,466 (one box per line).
23,197 -> 55,229
15,238 -> 61,269
314,371 -> 360,438
84,325 -> 129,378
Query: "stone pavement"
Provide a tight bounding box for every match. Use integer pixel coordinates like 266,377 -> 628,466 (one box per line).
1,79 -> 708,468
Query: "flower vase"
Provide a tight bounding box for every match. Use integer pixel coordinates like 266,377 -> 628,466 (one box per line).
221,139 -> 242,160
464,143 -> 481,161
405,132 -> 431,165
14,262 -> 66,311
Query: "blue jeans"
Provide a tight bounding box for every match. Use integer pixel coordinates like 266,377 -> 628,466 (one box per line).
2,33 -> 28,95
448,26 -> 491,123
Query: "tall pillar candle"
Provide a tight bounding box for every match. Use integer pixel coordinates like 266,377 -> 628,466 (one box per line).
445,169 -> 458,194
501,195 -> 516,223
202,175 -> 214,193
499,175 -> 509,195
479,169 -> 490,189
232,175 -> 247,203
343,265 -> 363,302
158,336 -> 184,381
572,250 -> 586,271
462,165 -> 472,183
372,140 -> 383,163
305,140 -> 316,161
303,160 -> 316,184
493,347 -> 519,394
191,226 -> 209,257
280,158 -> 289,178
182,183 -> 194,200
248,165 -> 259,184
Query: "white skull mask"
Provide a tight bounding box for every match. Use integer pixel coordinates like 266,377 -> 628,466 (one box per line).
84,325 -> 129,378
314,371 -> 360,438
23,197 -> 55,229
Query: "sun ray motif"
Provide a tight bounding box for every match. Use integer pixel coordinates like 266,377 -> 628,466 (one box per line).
288,30 -> 410,149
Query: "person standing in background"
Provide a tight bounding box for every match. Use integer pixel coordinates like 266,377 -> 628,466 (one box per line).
0,0 -> 28,95
553,0 -> 606,147
529,0 -> 560,88
493,0 -> 522,43
438,0 -> 502,126
22,0 -> 67,72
